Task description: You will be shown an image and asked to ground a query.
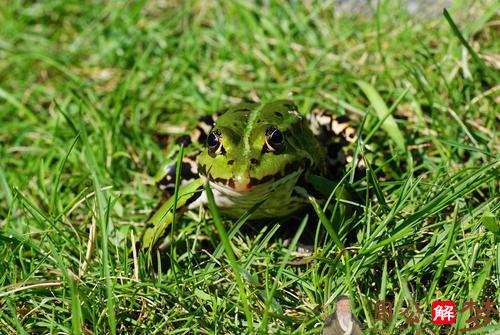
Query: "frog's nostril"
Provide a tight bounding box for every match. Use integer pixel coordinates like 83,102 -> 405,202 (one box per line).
227,160 -> 235,165
250,158 -> 259,165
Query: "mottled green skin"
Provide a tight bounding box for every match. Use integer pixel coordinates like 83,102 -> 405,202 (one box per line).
197,100 -> 325,192
143,100 -> 347,247
142,99 -> 359,248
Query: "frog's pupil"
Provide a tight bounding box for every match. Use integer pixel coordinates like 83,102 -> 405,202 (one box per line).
270,129 -> 283,144
207,133 -> 219,147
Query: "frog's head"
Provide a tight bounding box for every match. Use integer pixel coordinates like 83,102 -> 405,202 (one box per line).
197,100 -> 320,193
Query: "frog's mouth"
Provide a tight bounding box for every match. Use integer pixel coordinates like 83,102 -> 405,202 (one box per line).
199,161 -> 305,193
201,168 -> 304,193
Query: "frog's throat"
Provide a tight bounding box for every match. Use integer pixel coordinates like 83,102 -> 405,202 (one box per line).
200,169 -> 305,218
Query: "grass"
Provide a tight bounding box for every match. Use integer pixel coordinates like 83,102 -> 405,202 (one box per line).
0,0 -> 498,334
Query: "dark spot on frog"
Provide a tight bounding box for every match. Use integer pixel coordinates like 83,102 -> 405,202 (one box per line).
336,115 -> 349,124
274,112 -> 283,118
175,134 -> 192,146
283,102 -> 297,111
257,119 -> 263,123
214,177 -> 228,185
227,160 -> 235,165
198,164 -> 207,175
248,174 -> 275,187
199,115 -> 216,126
250,158 -> 259,165
284,161 -> 302,174
227,178 -> 235,188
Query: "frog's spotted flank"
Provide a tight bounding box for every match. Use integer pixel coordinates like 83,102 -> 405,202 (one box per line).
308,108 -> 358,143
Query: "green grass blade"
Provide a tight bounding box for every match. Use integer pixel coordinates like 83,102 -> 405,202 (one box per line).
204,182 -> 254,333
354,80 -> 406,152
443,8 -> 499,83
79,113 -> 116,335
260,215 -> 308,331
427,202 -> 460,303
308,193 -> 344,250
70,279 -> 82,335
49,134 -> 80,215
141,178 -> 204,250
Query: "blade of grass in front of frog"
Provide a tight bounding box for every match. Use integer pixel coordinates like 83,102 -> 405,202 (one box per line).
354,80 -> 406,152
357,172 -> 419,256
307,174 -> 338,198
308,164 -> 355,212
204,182 -> 254,333
311,180 -> 353,235
169,143 -> 184,275
211,200 -> 265,260
443,8 -> 499,83
307,192 -> 344,250
199,200 -> 265,284
260,215 -> 308,333
70,276 -> 83,335
153,141 -> 188,183
141,178 -> 204,250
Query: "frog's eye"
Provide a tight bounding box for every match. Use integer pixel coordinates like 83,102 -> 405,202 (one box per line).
207,133 -> 219,148
264,126 -> 285,153
207,129 -> 223,154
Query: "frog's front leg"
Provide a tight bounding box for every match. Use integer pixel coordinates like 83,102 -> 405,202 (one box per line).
142,113 -> 219,253
141,178 -> 205,252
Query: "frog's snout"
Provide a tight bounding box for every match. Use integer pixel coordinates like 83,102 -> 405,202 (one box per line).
231,173 -> 251,192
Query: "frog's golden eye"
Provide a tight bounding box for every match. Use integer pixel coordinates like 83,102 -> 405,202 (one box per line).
264,126 -> 284,153
207,129 -> 223,155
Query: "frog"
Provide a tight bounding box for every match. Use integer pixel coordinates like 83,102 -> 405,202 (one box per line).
141,99 -> 359,251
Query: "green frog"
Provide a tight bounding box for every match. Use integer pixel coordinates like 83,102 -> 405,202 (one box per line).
142,99 -> 358,250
